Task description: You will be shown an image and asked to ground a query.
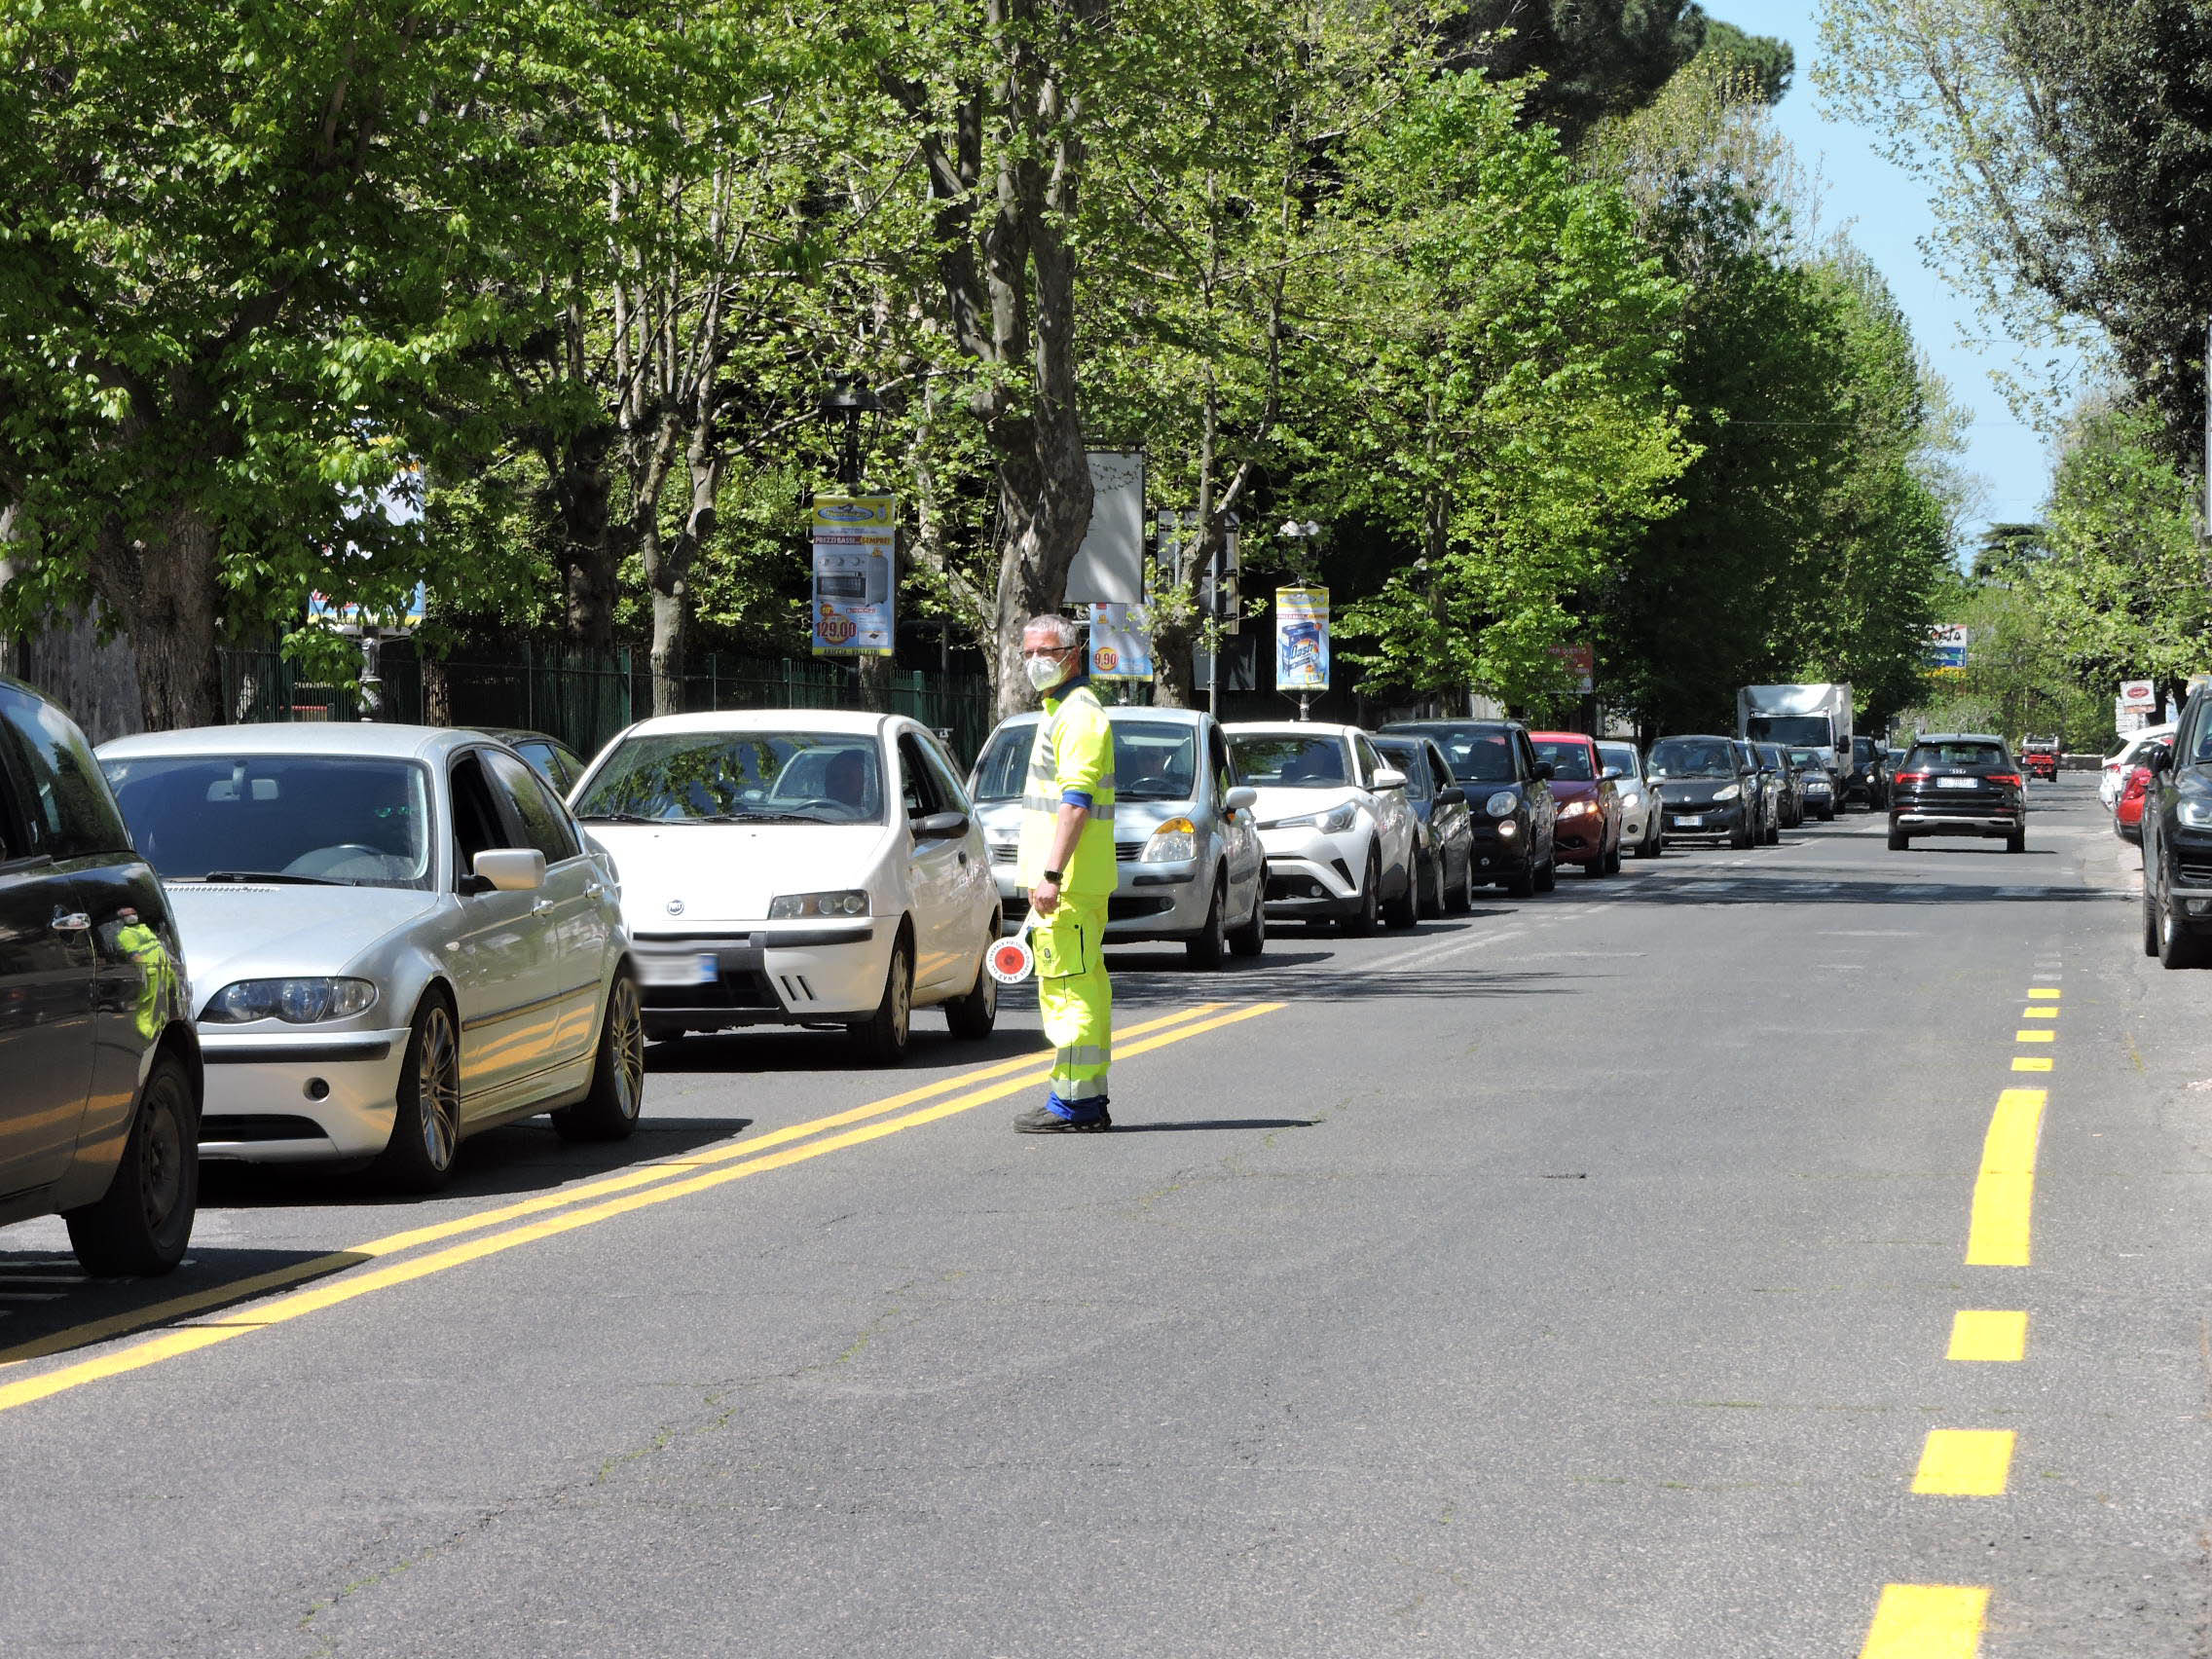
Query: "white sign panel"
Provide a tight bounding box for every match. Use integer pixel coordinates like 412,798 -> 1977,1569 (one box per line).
810,496 -> 896,656
1065,452 -> 1145,605
2119,678 -> 2157,711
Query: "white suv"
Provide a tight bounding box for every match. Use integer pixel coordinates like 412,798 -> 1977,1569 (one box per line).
1226,722 -> 1418,934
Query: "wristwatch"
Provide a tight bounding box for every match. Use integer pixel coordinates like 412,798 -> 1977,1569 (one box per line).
1042,867 -> 1063,882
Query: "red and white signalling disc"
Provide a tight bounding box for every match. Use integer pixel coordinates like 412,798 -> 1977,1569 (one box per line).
987,935 -> 1036,985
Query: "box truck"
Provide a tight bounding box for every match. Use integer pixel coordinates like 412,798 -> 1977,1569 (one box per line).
1737,684 -> 1852,780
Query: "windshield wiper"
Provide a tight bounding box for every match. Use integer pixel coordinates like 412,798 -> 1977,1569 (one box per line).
575,811 -> 668,825
698,811 -> 836,826
199,870 -> 347,886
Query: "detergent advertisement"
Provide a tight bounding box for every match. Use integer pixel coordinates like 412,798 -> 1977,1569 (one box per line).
1088,603 -> 1154,681
810,495 -> 897,656
1274,586 -> 1330,691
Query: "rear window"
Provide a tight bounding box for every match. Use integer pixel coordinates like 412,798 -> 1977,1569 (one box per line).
1906,742 -> 2007,771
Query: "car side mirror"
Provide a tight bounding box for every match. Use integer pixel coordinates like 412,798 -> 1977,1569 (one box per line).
1223,786 -> 1257,812
1371,766 -> 1408,791
468,848 -> 546,895
2149,747 -> 2173,774
910,809 -> 970,839
1436,786 -> 1464,806
1601,766 -> 1623,781
1534,761 -> 1555,781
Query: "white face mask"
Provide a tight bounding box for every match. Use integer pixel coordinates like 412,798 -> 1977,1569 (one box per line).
1025,651 -> 1070,693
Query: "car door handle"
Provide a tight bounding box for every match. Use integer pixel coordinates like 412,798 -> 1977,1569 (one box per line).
51,911 -> 91,934
533,899 -> 556,914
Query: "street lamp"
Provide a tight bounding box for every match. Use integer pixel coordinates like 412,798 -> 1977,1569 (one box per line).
1277,519 -> 1325,720
820,377 -> 883,488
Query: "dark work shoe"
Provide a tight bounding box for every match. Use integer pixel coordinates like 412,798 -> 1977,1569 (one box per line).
1013,1102 -> 1112,1134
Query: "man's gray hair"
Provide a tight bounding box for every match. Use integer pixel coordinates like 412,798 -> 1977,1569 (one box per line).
1022,613 -> 1083,648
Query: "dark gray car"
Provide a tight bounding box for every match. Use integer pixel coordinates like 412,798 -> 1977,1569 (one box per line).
1373,735 -> 1474,915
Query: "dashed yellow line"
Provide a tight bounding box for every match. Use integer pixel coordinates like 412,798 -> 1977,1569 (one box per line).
1859,1584 -> 1988,1657
2026,988 -> 2060,1000
2019,1006 -> 2059,1020
2014,1028 -> 2053,1044
1912,1428 -> 2015,1495
2010,1056 -> 2051,1073
1966,1088 -> 2046,1267
1947,1310 -> 2028,1362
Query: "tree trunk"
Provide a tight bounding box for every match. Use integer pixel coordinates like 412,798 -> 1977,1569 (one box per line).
107,502 -> 224,732
423,652 -> 452,726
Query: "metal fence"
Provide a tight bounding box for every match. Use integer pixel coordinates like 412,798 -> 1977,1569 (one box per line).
219,645 -> 1000,765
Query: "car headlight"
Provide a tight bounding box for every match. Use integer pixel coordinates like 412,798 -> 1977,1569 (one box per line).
1275,803 -> 1358,833
1559,798 -> 1597,819
1713,784 -> 1741,801
203,977 -> 380,1025
767,890 -> 870,919
1141,818 -> 1199,862
1483,790 -> 1519,817
2177,797 -> 2212,829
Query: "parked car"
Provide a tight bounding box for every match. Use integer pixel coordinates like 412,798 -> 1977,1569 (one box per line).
1649,734 -> 1760,848
1379,720 -> 1559,898
1788,747 -> 1837,821
1735,739 -> 1781,844
469,726 -> 588,794
2142,687 -> 2212,966
2104,723 -> 2176,808
2115,740 -> 2167,844
1373,734 -> 1475,914
0,677 -> 202,1274
1846,734 -> 1889,809
1755,742 -> 1803,829
2020,736 -> 2060,782
1530,732 -> 1622,875
1597,741 -> 1662,858
1226,722 -> 1418,932
571,710 -> 998,1058
1887,733 -> 2027,852
101,724 -> 644,1192
971,705 -> 1266,965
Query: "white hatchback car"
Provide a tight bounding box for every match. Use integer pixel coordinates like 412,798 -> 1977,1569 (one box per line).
571,710 -> 1000,1061
98,725 -> 644,1192
2103,722 -> 2176,808
1224,722 -> 1418,933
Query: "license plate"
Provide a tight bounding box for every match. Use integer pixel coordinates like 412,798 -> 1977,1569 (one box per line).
1677,815 -> 1704,828
638,951 -> 718,988
1936,776 -> 1976,790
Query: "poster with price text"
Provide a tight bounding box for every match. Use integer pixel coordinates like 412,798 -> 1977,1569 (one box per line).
810,496 -> 897,656
1089,604 -> 1154,681
1275,587 -> 1330,691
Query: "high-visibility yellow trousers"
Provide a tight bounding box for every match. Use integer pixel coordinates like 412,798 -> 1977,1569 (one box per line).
1033,894 -> 1111,1108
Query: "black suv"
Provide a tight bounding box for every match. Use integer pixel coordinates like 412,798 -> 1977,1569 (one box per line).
2141,684 -> 2212,966
0,677 -> 201,1273
1847,735 -> 1889,809
1888,734 -> 2025,853
1378,720 -> 1557,898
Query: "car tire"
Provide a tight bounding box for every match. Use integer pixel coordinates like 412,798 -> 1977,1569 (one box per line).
377,993 -> 463,1194
1887,825 -> 1908,851
1188,874 -> 1229,968
2006,830 -> 2026,854
1507,857 -> 1536,900
1342,849 -> 1382,936
1729,818 -> 1752,850
2158,881 -> 2205,969
1382,854 -> 1419,928
1603,835 -> 1623,875
1765,810 -> 1780,844
64,1049 -> 198,1277
1418,850 -> 1445,919
850,934 -> 915,1061
1534,854 -> 1557,893
1447,855 -> 1475,912
553,971 -> 646,1142
1228,882 -> 1268,958
944,917 -> 1002,1037
2143,869 -> 2161,958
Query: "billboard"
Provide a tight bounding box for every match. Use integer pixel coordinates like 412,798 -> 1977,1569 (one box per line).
1926,623 -> 1970,673
1275,586 -> 1330,691
1088,604 -> 1154,681
810,495 -> 896,656
1065,452 -> 1146,605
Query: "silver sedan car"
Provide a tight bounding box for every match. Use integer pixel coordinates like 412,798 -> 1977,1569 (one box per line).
97,725 -> 644,1191
968,705 -> 1267,966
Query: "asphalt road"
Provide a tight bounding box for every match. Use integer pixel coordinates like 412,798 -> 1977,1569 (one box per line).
3,775 -> 2207,1657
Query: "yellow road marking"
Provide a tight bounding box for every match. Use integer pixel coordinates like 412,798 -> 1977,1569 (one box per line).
0,1253 -> 366,1367
2019,1007 -> 2058,1020
1859,1584 -> 1988,1658
1911,1428 -> 2015,1495
2014,1029 -> 2053,1044
1947,1310 -> 2028,1362
2026,988 -> 2060,1000
0,1002 -> 1284,1416
2010,1056 -> 2051,1073
1966,1088 -> 2045,1266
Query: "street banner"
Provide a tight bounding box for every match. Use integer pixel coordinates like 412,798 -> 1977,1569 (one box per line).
1088,604 -> 1154,681
1275,586 -> 1330,691
810,495 -> 896,656
1549,642 -> 1595,694
1066,453 -> 1146,604
2119,677 -> 2157,712
1926,623 -> 1970,673
308,581 -> 426,634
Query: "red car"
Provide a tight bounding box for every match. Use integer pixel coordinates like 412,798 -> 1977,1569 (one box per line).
1530,731 -> 1623,876
2021,737 -> 2060,782
2116,739 -> 2169,843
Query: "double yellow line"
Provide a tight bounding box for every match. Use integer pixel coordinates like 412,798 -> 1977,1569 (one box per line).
0,999 -> 1281,1417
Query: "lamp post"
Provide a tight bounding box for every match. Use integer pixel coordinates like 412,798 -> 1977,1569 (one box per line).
820,377 -> 882,488
1278,518 -> 1323,721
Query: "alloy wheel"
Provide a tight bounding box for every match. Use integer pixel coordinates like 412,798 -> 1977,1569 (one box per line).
608,977 -> 645,1122
417,1005 -> 461,1170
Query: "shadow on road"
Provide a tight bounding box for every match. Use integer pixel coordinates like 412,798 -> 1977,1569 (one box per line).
1107,1118 -> 1319,1133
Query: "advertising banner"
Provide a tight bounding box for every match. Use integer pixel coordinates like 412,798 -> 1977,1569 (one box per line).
1549,642 -> 1595,694
2119,677 -> 2157,712
1275,586 -> 1330,691
1926,623 -> 1970,673
810,495 -> 896,656
1088,604 -> 1154,681
308,581 -> 426,634
1066,453 -> 1147,605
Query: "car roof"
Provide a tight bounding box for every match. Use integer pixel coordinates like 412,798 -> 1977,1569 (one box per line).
469,725 -> 577,751
1527,730 -> 1594,745
1912,732 -> 2007,744
1652,733 -> 1734,744
1381,719 -> 1522,734
99,722 -> 487,762
612,708 -> 908,740
1224,721 -> 1358,739
988,705 -> 1210,730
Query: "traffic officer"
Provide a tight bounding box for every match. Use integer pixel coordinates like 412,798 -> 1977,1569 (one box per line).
1012,613 -> 1118,1133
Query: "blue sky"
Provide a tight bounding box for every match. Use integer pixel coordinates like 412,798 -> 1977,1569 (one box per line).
1734,0 -> 2059,551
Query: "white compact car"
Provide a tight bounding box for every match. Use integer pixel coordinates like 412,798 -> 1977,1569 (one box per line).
1224,722 -> 1417,933
1596,739 -> 1663,858
571,710 -> 1000,1060
2103,722 -> 2176,808
98,725 -> 645,1192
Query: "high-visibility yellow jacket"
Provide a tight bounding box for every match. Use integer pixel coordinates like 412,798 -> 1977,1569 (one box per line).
1015,680 -> 1118,896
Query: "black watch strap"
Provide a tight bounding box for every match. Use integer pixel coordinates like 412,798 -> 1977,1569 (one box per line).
1043,867 -> 1063,882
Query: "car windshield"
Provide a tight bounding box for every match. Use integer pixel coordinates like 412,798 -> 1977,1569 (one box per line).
1788,748 -> 1825,770
1230,734 -> 1346,788
1905,742 -> 2007,771
1648,738 -> 1734,779
1756,745 -> 1786,768
1745,715 -> 1833,749
100,755 -> 435,889
1426,730 -> 1517,782
1597,744 -> 1639,779
1532,741 -> 1595,782
970,721 -> 1201,803
574,732 -> 886,824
